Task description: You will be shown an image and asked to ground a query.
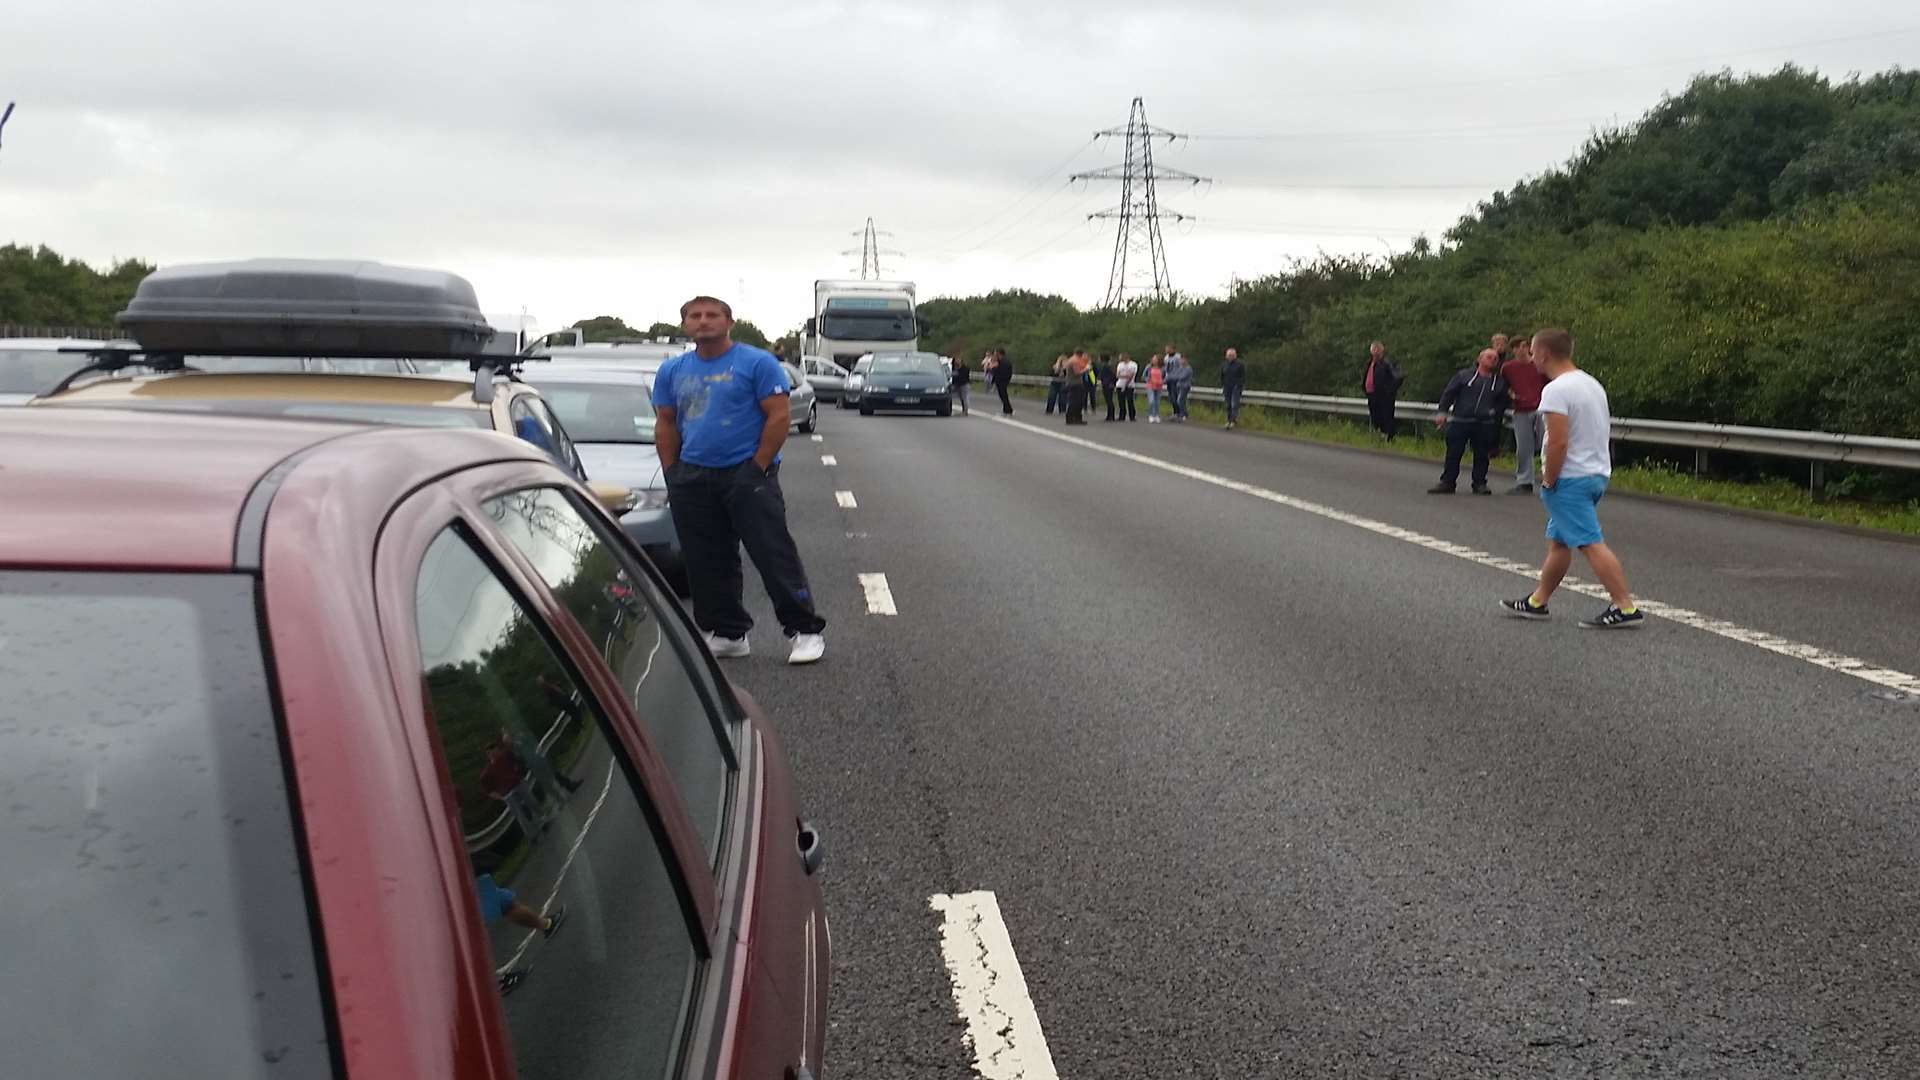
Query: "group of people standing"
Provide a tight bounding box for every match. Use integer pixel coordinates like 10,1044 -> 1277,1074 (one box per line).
1040,343 -> 1213,425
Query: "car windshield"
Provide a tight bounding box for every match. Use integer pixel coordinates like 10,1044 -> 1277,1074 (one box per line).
0,348 -> 90,395
536,381 -> 657,443
0,572 -> 333,1079
821,310 -> 916,342
871,354 -> 945,375
82,398 -> 491,428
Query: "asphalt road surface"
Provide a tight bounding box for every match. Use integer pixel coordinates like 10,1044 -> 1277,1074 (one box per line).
721,407 -> 1920,1079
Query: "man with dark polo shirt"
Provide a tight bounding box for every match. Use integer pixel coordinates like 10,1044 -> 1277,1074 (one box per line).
654,295 -> 827,664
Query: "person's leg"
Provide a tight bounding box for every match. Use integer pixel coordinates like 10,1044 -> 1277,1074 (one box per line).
502,785 -> 542,838
1580,542 -> 1635,608
1104,386 -> 1116,420
723,464 -> 828,637
1068,383 -> 1085,423
1513,412 -> 1539,486
667,466 -> 751,638
1532,541 -> 1575,605
1044,382 -> 1059,413
1470,423 -> 1496,488
1147,388 -> 1159,419
956,383 -> 968,415
997,381 -> 1013,414
1437,423 -> 1468,487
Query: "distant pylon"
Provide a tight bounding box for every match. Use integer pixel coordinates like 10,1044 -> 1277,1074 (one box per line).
842,217 -> 905,279
1071,98 -> 1208,307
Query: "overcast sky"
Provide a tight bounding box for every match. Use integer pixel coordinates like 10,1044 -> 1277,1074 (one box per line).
4,1 -> 1916,336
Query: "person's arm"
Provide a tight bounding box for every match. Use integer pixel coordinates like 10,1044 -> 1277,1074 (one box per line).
655,405 -> 681,471
1434,372 -> 1462,426
1541,412 -> 1570,488
751,394 -> 790,472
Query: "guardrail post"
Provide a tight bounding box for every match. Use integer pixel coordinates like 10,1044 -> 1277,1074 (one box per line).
1694,448 -> 1708,477
1810,461 -> 1826,502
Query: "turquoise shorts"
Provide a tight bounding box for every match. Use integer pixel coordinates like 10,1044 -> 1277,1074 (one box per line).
1542,474 -> 1608,548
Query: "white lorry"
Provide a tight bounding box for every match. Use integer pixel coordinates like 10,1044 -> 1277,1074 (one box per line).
803,279 -> 921,369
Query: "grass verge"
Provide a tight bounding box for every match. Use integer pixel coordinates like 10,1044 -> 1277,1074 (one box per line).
1004,385 -> 1920,536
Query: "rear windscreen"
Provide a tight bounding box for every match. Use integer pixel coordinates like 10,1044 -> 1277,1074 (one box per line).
0,572 -> 334,1078
78,398 -> 491,429
0,348 -> 87,395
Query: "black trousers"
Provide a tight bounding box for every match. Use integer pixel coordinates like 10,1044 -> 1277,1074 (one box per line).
1367,393 -> 1397,438
1118,386 -> 1136,420
1439,421 -> 1499,489
666,461 -> 826,639
1102,385 -> 1116,419
995,380 -> 1013,414
1066,381 -> 1088,423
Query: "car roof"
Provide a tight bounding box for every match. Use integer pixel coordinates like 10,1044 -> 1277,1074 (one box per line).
36,370 -> 488,409
0,407 -> 545,572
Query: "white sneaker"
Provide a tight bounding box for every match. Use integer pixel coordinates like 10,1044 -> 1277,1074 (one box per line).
787,633 -> 826,665
703,632 -> 751,659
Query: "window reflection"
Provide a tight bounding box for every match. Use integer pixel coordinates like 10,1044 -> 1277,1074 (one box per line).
484,488 -> 733,862
414,530 -> 697,1079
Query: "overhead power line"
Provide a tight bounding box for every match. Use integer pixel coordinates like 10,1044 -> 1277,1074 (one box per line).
1072,97 -> 1211,307
935,138 -> 1098,248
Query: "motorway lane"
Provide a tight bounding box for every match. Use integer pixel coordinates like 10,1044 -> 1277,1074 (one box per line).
720,411 -> 1920,1078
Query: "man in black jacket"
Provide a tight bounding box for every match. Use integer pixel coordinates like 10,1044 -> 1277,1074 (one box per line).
1220,348 -> 1248,428
990,347 -> 1015,415
1428,348 -> 1510,495
1363,341 -> 1401,439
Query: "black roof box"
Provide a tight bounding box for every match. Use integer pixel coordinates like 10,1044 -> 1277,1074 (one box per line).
117,258 -> 496,355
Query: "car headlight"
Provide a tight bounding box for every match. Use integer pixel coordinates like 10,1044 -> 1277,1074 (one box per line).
635,488 -> 669,510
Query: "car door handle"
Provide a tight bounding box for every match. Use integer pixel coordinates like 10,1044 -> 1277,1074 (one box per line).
797,820 -> 825,876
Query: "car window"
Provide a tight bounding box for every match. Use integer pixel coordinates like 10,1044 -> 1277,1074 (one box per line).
508,396 -> 579,477
535,381 -> 656,444
783,363 -> 804,390
414,530 -> 700,1079
483,487 -> 735,862
0,572 -> 333,1079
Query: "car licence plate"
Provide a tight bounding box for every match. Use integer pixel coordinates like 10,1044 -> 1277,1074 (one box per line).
896,395 -> 920,404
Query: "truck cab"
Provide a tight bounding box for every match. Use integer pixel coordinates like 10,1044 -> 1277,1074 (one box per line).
803,280 -> 921,369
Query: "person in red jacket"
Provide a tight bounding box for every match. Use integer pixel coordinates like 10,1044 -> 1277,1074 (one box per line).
1502,335 -> 1549,493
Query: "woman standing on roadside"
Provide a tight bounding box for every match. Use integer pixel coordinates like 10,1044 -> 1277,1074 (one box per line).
950,354 -> 972,416
1065,349 -> 1092,425
1145,354 -> 1166,423
1115,353 -> 1138,421
1046,354 -> 1069,415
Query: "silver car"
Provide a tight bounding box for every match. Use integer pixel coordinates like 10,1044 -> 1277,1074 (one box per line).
799,354 -> 848,402
521,365 -> 687,592
781,362 -> 820,433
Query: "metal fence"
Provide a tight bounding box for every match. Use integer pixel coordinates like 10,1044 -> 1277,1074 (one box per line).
1008,374 -> 1920,496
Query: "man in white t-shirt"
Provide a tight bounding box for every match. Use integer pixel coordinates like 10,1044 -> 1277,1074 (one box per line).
1114,353 -> 1139,421
1499,328 -> 1645,629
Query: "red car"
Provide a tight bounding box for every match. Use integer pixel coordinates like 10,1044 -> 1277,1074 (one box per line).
0,406 -> 829,1079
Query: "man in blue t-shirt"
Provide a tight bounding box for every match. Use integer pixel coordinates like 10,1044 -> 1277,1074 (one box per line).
654,296 -> 827,664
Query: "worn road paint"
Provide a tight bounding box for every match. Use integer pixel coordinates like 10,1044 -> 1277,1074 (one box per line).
930,891 -> 1059,1080
821,454 -> 838,466
988,415 -> 1920,695
834,490 -> 858,509
858,572 -> 897,615
810,434 -> 824,442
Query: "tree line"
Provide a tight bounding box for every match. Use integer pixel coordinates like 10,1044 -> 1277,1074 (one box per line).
921,66 -> 1920,439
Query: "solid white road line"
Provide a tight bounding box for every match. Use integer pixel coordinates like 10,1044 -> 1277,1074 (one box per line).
930,891 -> 1059,1080
821,454 -> 838,466
835,490 -> 859,509
858,572 -> 897,615
986,416 -> 1920,695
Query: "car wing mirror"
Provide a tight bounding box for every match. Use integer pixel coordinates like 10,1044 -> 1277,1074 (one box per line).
587,480 -> 638,515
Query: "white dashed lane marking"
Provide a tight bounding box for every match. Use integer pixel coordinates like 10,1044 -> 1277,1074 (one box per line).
858,573 -> 897,615
930,891 -> 1059,1080
821,454 -> 838,466
810,434 -> 824,442
987,415 -> 1920,695
834,490 -> 858,509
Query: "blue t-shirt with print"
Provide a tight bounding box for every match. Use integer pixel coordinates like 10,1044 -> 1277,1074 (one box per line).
653,343 -> 790,468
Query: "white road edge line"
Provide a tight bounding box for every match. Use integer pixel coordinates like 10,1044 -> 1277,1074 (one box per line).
858,572 -> 897,615
821,454 -> 838,466
834,490 -> 858,509
986,415 -> 1920,695
930,891 -> 1059,1080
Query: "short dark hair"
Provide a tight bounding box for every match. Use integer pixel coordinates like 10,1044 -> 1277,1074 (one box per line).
680,295 -> 733,319
1532,327 -> 1573,360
